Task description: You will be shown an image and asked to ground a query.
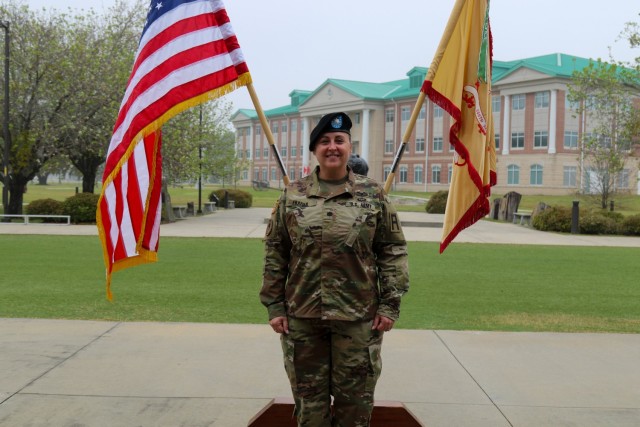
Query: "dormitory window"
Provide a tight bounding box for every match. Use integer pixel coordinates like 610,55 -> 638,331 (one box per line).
291,146 -> 297,157
511,94 -> 525,110
534,131 -> 548,148
433,137 -> 443,152
431,165 -> 441,184
492,96 -> 501,113
511,132 -> 525,149
535,91 -> 549,108
399,166 -> 408,183
401,107 -> 411,121
281,145 -> 287,157
530,164 -> 543,185
256,125 -> 261,135
255,147 -> 260,159
414,165 -> 423,184
507,165 -> 520,185
271,122 -> 278,133
263,147 -> 269,158
291,120 -> 297,132
281,121 -> 287,133
385,140 -> 394,154
564,131 -> 579,149
433,105 -> 444,118
494,134 -> 500,150
563,166 -> 577,187
415,138 -> 425,152
385,110 -> 394,123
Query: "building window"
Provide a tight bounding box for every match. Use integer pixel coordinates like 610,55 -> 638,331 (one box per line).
431,165 -> 441,183
246,149 -> 250,159
271,167 -> 277,181
281,121 -> 287,133
401,107 -> 411,121
535,91 -> 549,108
281,145 -> 287,157
563,166 -> 577,187
418,105 -> 426,119
255,147 -> 260,159
263,147 -> 269,158
255,125 -> 261,135
289,167 -> 295,180
414,165 -> 423,183
291,146 -> 297,157
564,131 -> 579,149
262,168 -> 268,181
433,137 -> 443,152
433,105 -> 444,118
492,96 -> 501,113
494,134 -> 500,150
448,164 -> 452,182
242,170 -> 248,180
383,166 -> 391,181
271,122 -> 279,134
291,120 -> 297,132
511,94 -> 525,110
354,112 -> 360,124
530,164 -> 543,185
507,164 -> 520,185
385,139 -> 394,154
534,131 -> 548,148
511,132 -> 525,149
416,138 -> 425,152
254,168 -> 260,180
399,165 -> 408,183
385,109 -> 394,123
617,169 -> 630,189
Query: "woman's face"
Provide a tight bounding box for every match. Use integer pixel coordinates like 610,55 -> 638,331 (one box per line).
313,132 -> 352,179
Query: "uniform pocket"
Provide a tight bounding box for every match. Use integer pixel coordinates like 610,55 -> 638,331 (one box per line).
365,338 -> 382,392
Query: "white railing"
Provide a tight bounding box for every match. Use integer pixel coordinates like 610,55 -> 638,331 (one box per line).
0,214 -> 71,225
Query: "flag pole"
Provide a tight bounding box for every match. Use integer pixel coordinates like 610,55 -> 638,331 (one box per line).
383,92 -> 426,194
246,82 -> 290,186
383,0 -> 467,194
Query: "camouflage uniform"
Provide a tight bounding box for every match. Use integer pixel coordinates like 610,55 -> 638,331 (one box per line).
261,166 -> 409,427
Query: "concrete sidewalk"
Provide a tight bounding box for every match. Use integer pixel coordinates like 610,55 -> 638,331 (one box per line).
1,208 -> 640,426
1,318 -> 639,426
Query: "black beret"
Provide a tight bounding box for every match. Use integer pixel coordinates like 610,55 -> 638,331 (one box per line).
309,112 -> 352,151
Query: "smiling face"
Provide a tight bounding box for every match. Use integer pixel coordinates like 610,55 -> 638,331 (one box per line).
313,131 -> 352,180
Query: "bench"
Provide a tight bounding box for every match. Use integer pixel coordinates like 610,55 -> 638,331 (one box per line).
203,201 -> 217,213
252,180 -> 270,191
513,211 -> 532,226
172,206 -> 187,219
0,214 -> 71,225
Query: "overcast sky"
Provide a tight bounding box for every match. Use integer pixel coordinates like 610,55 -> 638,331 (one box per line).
22,0 -> 640,112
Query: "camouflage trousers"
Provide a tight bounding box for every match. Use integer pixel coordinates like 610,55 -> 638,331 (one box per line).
280,317 -> 383,427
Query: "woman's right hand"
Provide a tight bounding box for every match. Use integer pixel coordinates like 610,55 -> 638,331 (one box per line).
269,316 -> 289,334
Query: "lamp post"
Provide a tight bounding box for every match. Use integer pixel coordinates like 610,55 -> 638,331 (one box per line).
1,21 -> 9,213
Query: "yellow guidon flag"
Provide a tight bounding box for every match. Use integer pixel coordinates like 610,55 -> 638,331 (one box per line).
422,0 -> 497,253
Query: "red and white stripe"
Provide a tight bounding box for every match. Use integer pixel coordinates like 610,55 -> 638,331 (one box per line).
97,0 -> 250,298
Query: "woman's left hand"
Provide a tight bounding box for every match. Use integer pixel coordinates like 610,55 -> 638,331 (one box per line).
372,314 -> 395,332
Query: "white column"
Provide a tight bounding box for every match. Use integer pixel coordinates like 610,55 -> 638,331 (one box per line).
502,94 -> 510,155
302,117 -> 310,176
361,109 -> 370,161
548,89 -> 557,154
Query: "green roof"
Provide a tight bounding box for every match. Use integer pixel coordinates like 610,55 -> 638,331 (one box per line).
234,53 -> 597,118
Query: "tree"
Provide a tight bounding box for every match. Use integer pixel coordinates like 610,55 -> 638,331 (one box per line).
161,99 -> 236,187
568,58 -> 640,209
0,3 -> 68,214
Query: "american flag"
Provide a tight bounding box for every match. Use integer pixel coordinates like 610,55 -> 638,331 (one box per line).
97,0 -> 251,300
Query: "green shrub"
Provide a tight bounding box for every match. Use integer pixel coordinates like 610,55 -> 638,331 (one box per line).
579,211 -> 620,235
621,214 -> 640,236
61,192 -> 101,224
208,189 -> 253,208
425,190 -> 448,214
26,198 -> 65,223
532,205 -> 572,233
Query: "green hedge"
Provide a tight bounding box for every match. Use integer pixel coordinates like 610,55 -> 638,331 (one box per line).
61,193 -> 100,224
425,190 -> 448,214
208,189 -> 253,208
532,205 -> 572,233
25,198 -> 65,223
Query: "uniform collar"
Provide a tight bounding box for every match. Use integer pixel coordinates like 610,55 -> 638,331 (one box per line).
307,165 -> 355,198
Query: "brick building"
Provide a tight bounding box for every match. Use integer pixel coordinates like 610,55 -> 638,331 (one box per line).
231,53 -> 639,195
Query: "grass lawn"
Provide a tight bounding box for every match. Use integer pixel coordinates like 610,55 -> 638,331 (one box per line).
1,235 -> 639,333
18,182 -> 640,214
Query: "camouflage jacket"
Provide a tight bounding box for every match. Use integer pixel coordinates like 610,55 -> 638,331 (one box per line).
260,166 -> 409,322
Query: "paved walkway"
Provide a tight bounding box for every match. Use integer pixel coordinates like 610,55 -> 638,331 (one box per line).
1,209 -> 640,426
